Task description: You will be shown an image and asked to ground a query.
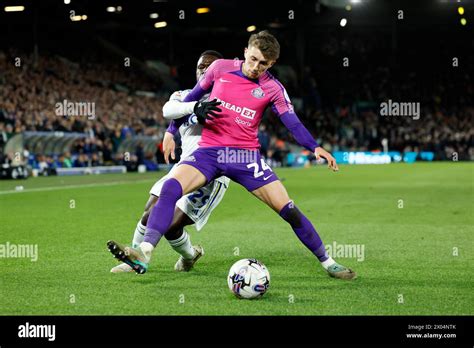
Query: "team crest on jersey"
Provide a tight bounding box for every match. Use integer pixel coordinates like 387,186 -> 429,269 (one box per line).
251,87 -> 265,99
184,155 -> 196,162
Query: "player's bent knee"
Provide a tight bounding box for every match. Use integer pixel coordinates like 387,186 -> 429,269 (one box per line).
160,178 -> 184,200
252,180 -> 291,213
171,164 -> 207,194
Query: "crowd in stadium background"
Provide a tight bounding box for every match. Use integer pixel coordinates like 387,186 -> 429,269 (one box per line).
1,29 -> 472,175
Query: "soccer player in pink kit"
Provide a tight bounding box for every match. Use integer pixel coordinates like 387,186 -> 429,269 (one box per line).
120,31 -> 356,280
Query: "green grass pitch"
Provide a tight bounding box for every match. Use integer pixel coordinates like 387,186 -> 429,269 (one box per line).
0,163 -> 472,315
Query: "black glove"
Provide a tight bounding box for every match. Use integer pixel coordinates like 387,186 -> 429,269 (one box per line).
193,99 -> 222,124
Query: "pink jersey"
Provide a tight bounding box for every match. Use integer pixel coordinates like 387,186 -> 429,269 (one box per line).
197,59 -> 295,149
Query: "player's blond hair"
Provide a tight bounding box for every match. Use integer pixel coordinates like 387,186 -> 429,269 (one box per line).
248,31 -> 280,61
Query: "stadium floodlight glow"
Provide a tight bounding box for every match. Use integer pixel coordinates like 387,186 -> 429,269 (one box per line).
64,0 -> 71,4
345,4 -> 352,11
4,6 -> 25,12
340,18 -> 347,27
117,6 -> 122,12
107,7 -> 116,12
150,13 -> 159,19
350,0 -> 361,3
196,7 -> 210,14
247,25 -> 257,32
458,7 -> 464,15
154,21 -> 167,28
82,15 -> 87,20
460,18 -> 467,25
70,15 -> 82,21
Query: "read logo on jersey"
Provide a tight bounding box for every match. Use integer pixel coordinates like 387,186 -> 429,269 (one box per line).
215,98 -> 256,120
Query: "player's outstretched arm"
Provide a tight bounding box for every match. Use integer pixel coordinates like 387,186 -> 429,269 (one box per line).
163,99 -> 197,120
279,112 -> 338,172
163,90 -> 197,131
163,98 -> 221,125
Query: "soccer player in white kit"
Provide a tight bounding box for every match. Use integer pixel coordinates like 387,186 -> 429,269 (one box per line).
109,50 -> 229,273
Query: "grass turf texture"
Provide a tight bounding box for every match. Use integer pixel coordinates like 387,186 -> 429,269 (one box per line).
0,163 -> 472,315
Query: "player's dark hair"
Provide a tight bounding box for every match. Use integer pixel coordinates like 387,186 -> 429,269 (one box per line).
248,30 -> 280,61
200,50 -> 223,59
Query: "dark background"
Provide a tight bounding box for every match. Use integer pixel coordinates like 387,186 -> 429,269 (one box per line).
0,0 -> 472,169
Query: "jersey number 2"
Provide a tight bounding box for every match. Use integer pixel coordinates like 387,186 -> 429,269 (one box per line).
247,159 -> 272,178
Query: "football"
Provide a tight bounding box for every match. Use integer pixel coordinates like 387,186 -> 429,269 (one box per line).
227,258 -> 270,299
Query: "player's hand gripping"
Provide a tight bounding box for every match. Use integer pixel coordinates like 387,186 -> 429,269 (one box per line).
193,98 -> 222,124
314,146 -> 339,172
163,131 -> 176,164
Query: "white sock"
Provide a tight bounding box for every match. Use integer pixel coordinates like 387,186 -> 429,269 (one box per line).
139,242 -> 154,263
132,221 -> 146,248
168,230 -> 195,260
321,256 -> 336,270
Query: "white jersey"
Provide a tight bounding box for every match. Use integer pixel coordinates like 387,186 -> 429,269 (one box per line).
166,89 -> 210,160
152,90 -> 230,231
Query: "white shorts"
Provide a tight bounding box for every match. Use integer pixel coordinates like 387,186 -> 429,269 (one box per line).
149,164 -> 230,231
